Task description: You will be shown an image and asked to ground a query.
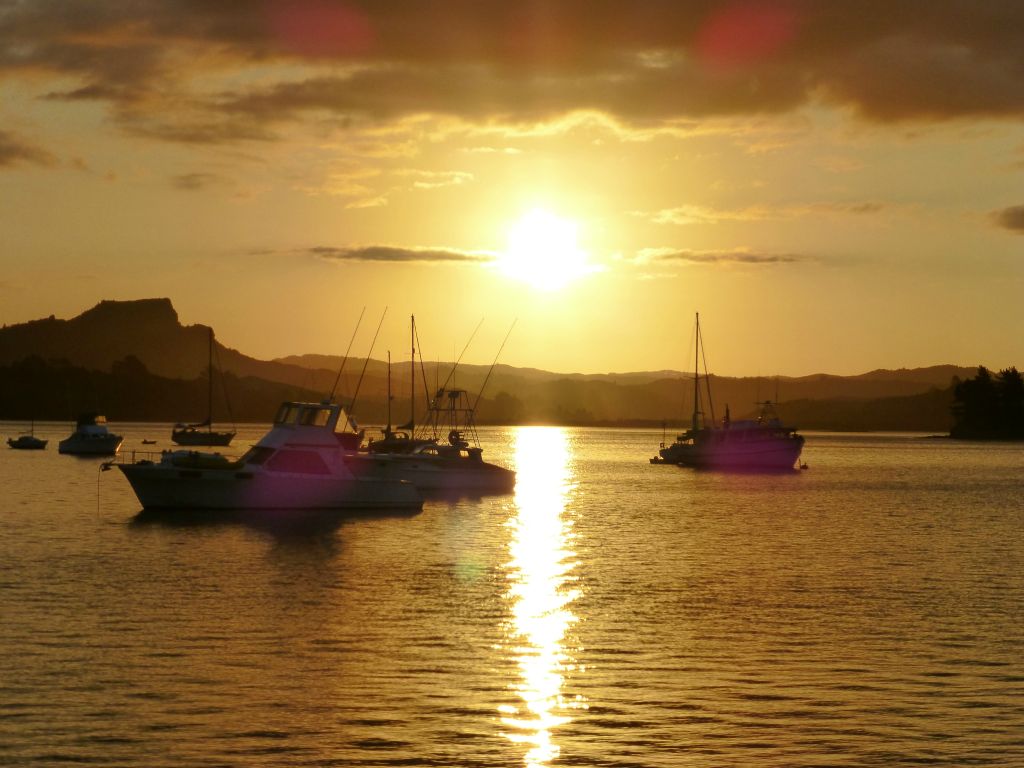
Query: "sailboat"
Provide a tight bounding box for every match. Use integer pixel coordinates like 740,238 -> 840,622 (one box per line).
171,326 -> 236,446
367,317 -> 436,455
353,315 -> 516,492
7,420 -> 47,450
651,313 -> 804,470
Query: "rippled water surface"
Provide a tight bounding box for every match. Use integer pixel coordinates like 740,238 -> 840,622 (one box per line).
1,424 -> 1022,767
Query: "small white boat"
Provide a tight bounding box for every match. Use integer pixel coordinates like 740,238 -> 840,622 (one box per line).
58,414 -> 123,456
117,400 -> 421,511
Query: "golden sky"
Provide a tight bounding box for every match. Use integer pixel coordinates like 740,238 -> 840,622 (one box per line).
1,1 -> 1023,375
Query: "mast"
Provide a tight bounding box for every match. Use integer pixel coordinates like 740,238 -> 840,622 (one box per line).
207,327 -> 214,431
386,351 -> 392,431
410,315 -> 415,431
692,313 -> 700,431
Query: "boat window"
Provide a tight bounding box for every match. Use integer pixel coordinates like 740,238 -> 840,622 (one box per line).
241,446 -> 275,466
274,404 -> 293,424
266,449 -> 331,475
300,407 -> 332,427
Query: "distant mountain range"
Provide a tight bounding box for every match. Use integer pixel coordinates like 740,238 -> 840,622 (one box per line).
0,298 -> 983,430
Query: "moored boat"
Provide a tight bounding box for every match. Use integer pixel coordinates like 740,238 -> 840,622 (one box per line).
59,414 -> 123,456
7,421 -> 47,450
654,401 -> 805,470
117,400 -> 420,511
171,326 -> 235,446
171,423 -> 235,447
8,434 -> 47,450
651,314 -> 804,470
355,316 -> 515,493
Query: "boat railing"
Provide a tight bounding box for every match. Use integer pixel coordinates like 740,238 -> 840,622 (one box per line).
103,448 -> 241,467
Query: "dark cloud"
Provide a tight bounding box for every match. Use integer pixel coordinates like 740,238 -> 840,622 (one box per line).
992,205 -> 1024,234
2,0 -> 1024,144
842,202 -> 884,215
0,130 -> 56,168
310,245 -> 492,263
651,248 -> 804,264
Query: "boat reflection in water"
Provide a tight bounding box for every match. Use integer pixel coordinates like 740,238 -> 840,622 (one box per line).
500,427 -> 584,767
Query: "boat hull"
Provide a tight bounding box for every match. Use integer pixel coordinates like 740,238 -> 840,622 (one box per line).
118,463 -> 422,511
59,436 -> 123,456
8,437 -> 47,450
658,436 -> 804,470
171,429 -> 235,447
348,453 -> 516,492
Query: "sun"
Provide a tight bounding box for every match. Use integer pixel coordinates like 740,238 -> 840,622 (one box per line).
498,209 -> 593,291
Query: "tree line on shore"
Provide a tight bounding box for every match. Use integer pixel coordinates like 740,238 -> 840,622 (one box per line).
950,366 -> 1024,439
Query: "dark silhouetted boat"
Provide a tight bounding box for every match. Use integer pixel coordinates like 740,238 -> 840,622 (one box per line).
7,421 -> 46,450
59,414 -> 123,456
651,314 -> 804,470
172,327 -> 235,447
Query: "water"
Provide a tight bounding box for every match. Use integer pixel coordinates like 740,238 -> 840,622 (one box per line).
1,424 -> 1022,767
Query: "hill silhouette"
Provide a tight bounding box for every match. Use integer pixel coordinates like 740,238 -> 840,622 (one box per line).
0,298 -> 986,430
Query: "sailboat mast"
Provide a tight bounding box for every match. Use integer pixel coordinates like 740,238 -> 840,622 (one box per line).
386,351 -> 392,430
410,315 -> 415,431
693,313 -> 700,431
207,327 -> 214,432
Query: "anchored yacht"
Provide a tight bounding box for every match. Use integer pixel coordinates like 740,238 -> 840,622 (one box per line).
651,314 -> 804,471
59,414 -> 123,456
117,401 -> 421,511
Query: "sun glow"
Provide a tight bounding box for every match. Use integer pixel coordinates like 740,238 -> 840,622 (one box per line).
499,209 -> 593,291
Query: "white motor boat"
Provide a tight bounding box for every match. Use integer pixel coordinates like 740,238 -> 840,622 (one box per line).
58,414 -> 123,456
358,316 -> 515,494
354,425 -> 515,493
117,401 -> 421,511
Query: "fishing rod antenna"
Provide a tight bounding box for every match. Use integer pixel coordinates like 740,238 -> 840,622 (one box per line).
328,306 -> 366,402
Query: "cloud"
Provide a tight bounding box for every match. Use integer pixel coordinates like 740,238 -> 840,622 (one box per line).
992,205 -> 1024,234
640,200 -> 885,224
309,245 -> 494,263
398,170 -> 474,190
638,247 -> 805,264
171,172 -> 222,190
461,146 -> 524,155
0,130 -> 57,168
645,204 -> 774,225
4,1 -> 1024,148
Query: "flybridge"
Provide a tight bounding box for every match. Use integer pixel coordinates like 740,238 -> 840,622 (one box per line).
266,401 -> 364,450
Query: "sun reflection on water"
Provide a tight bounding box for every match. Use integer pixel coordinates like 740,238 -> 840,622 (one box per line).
500,427 -> 583,767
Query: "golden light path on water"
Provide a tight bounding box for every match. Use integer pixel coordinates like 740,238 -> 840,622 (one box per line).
500,427 -> 584,767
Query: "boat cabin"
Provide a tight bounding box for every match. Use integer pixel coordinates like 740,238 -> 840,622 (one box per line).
267,401 -> 364,449
274,401 -> 340,428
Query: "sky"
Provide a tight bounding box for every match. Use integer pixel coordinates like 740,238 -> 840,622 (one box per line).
1,0 -> 1023,376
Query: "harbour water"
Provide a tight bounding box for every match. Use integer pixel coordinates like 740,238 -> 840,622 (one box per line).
1,425 -> 1022,766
